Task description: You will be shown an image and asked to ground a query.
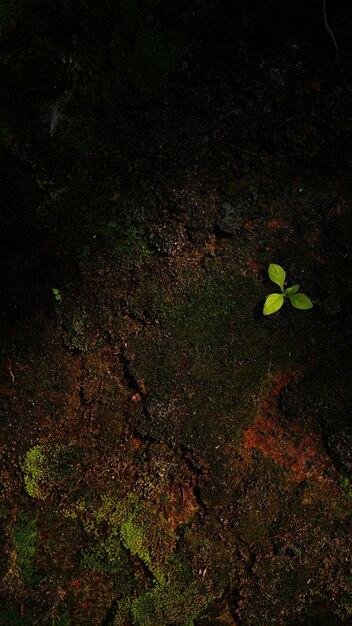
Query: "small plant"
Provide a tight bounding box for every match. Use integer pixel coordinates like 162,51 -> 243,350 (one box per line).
52,287 -> 62,301
263,264 -> 313,315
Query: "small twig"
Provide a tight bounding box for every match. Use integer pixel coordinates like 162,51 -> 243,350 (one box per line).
8,364 -> 15,383
323,0 -> 340,68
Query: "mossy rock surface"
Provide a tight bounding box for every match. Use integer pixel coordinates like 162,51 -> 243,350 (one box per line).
1,0 -> 352,623
127,263 -> 308,502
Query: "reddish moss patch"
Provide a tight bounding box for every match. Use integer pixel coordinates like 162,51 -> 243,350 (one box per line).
266,218 -> 287,229
244,373 -> 337,486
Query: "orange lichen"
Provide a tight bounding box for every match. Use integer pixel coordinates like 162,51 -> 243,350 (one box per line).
130,437 -> 142,450
248,258 -> 264,271
244,373 -> 336,485
163,483 -> 198,529
271,372 -> 292,397
266,219 -> 285,229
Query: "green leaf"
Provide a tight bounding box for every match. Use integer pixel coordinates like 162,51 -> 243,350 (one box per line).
55,294 -> 62,301
263,293 -> 285,315
268,264 -> 286,292
289,293 -> 313,310
52,288 -> 59,295
285,284 -> 300,296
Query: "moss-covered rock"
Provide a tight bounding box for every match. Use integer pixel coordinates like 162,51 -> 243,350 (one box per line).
127,263 -> 310,503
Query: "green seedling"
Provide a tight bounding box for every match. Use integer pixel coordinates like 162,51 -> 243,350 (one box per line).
52,288 -> 62,302
263,264 -> 313,315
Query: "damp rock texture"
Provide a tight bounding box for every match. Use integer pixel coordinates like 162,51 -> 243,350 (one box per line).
1,0 -> 352,624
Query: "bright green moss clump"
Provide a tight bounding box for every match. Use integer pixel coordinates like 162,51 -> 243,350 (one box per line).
130,578 -> 209,626
63,488 -> 211,625
22,445 -> 46,499
113,569 -> 211,626
22,444 -> 81,500
68,491 -> 174,575
120,513 -> 152,568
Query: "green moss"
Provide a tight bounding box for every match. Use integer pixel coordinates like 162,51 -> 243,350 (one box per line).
79,208 -> 151,271
81,530 -> 128,575
120,513 -> 152,568
22,444 -> 81,500
113,597 -> 133,626
63,488 -> 210,624
14,512 -> 38,586
22,445 -> 46,500
134,268 -> 298,430
338,474 -> 352,500
130,577 -> 210,626
69,491 -> 174,576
